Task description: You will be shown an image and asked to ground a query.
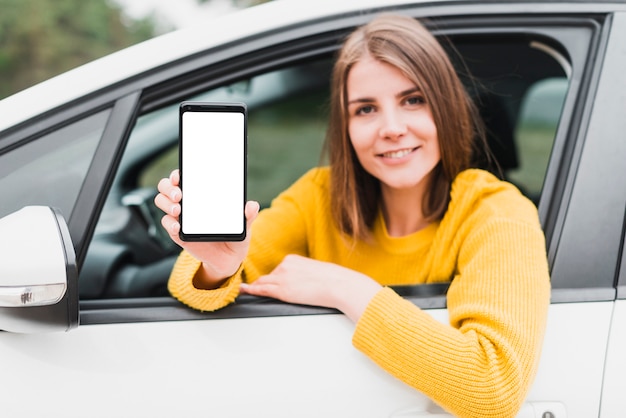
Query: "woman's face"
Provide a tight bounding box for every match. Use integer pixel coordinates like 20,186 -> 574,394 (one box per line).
347,56 -> 440,195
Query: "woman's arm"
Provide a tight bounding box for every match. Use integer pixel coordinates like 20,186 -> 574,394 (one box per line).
352,218 -> 551,417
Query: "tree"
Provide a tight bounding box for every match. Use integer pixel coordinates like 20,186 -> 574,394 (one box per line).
0,0 -> 158,99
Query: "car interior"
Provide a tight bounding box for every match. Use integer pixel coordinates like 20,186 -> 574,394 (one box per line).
78,30 -> 569,300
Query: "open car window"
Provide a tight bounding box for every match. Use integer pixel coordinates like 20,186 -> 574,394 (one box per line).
449,36 -> 569,204
80,32 -> 569,301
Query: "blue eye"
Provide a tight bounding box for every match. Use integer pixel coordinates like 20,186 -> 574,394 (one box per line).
356,105 -> 374,115
406,96 -> 425,105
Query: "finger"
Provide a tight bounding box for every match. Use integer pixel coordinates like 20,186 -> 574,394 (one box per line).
157,177 -> 171,194
160,214 -> 183,245
157,177 -> 182,203
239,281 -> 281,299
245,200 -> 260,229
237,200 -> 261,245
170,169 -> 180,187
248,274 -> 278,285
154,193 -> 180,217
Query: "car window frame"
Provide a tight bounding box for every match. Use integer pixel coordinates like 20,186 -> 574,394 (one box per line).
74,11 -> 611,325
548,12 -> 626,299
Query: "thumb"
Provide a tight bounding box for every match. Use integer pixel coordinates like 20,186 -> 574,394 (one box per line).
245,200 -> 260,230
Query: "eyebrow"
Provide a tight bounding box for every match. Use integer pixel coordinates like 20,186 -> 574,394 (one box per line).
347,86 -> 422,105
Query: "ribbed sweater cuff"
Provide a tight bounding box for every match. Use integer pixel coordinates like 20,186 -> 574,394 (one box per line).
167,251 -> 243,312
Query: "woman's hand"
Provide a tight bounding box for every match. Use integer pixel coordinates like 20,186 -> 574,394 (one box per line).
240,254 -> 382,323
154,169 -> 259,288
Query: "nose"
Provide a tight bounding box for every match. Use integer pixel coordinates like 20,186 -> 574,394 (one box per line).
378,108 -> 407,140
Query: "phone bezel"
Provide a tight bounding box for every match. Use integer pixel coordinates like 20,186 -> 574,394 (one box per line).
178,101 -> 247,242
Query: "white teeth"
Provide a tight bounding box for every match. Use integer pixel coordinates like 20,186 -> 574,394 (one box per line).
381,148 -> 414,159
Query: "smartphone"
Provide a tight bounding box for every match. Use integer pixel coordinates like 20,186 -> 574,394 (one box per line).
178,101 -> 247,241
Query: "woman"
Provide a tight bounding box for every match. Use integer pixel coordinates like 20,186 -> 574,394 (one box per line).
155,13 -> 550,418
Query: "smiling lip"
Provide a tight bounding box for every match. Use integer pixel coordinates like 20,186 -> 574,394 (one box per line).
378,147 -> 419,159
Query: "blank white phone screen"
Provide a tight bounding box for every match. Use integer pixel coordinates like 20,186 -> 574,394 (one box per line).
181,110 -> 244,236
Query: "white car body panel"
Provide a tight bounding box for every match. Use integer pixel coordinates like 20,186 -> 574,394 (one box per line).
527,301 -> 613,417
0,302 -> 612,417
600,299 -> 626,417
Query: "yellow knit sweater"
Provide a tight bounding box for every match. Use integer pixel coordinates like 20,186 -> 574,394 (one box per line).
168,167 -> 551,418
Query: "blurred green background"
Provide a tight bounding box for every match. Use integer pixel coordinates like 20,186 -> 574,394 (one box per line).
0,0 -> 271,99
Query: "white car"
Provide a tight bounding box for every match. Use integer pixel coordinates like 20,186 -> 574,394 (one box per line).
1,0 -> 625,416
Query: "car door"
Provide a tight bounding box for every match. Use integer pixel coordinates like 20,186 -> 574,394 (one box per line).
601,253 -> 626,416
592,11 -> 626,418
0,3 -> 624,418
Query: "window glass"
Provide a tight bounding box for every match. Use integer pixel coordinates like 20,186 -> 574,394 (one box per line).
508,78 -> 568,198
454,38 -> 570,204
0,110 -> 109,220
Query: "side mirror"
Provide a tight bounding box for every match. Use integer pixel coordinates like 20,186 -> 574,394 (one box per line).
0,206 -> 78,333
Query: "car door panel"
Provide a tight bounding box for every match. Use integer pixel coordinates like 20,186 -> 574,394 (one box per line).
0,311 -> 447,417
527,301 -> 613,417
0,300 -> 613,417
599,300 -> 626,417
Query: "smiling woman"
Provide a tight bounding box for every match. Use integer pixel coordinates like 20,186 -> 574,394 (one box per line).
346,58 -> 441,232
155,13 -> 550,417
345,58 -> 442,235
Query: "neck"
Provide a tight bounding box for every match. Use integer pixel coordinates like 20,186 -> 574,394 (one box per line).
380,184 -> 430,237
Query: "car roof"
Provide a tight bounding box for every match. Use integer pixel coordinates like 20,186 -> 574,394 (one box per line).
0,0 -> 623,134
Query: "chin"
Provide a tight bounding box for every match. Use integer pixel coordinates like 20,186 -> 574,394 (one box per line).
382,178 -> 426,191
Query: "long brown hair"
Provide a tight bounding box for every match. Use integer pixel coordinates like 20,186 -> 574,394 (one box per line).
326,13 -> 483,240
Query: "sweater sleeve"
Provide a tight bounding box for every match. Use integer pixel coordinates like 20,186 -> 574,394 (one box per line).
167,250 -> 244,312
167,168 -> 324,311
352,217 -> 551,418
